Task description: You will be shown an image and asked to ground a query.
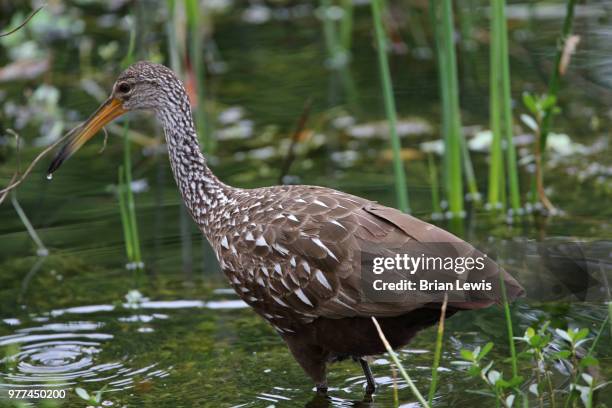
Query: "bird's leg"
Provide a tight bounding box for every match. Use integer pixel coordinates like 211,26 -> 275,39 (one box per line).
315,381 -> 328,395
283,335 -> 329,394
359,358 -> 377,394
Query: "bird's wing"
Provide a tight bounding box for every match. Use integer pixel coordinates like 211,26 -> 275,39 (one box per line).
241,186 -> 523,320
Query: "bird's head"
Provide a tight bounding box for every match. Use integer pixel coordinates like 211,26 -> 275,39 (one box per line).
48,61 -> 182,175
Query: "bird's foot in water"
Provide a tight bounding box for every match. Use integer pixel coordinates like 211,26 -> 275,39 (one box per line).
364,382 -> 376,395
316,382 -> 328,395
359,358 -> 377,395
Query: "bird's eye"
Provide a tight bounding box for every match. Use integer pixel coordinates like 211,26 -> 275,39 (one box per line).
117,82 -> 132,94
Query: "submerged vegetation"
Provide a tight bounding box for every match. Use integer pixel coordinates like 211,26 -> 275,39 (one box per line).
0,1 -> 610,407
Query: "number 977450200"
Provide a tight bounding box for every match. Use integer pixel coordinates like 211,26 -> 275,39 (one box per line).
7,389 -> 67,399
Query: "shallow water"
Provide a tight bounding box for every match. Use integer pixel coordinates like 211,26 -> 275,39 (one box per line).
1,1 -> 611,407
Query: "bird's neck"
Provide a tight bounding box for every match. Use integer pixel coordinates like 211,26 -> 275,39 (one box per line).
156,105 -> 233,235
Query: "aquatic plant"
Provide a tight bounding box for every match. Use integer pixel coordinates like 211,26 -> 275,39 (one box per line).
521,92 -> 559,212
1,130 -> 49,257
185,0 -> 212,152
11,191 -> 48,257
456,342 -> 522,408
539,0 -> 577,152
372,316 -> 430,407
117,21 -> 144,271
320,0 -> 350,69
118,161 -> 143,270
454,319 -> 609,408
526,0 -> 577,209
487,0 -> 521,216
427,294 -> 448,405
370,0 -> 410,213
75,385 -> 108,406
339,0 -> 353,53
427,152 -> 443,219
499,269 -> 519,381
429,0 -> 467,218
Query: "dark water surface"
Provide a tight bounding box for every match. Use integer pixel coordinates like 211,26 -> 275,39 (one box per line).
0,1 -> 611,407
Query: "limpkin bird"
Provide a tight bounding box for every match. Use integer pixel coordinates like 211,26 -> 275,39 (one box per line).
48,61 -> 523,395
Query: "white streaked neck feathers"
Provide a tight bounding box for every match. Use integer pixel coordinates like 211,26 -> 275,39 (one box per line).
155,88 -> 231,236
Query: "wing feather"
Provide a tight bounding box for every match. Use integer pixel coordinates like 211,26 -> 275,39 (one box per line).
230,186 -> 523,321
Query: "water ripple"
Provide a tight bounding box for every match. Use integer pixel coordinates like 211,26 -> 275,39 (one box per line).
0,298 -> 243,393
0,318 -> 168,391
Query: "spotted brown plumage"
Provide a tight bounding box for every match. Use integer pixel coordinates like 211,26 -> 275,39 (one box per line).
48,61 -> 524,395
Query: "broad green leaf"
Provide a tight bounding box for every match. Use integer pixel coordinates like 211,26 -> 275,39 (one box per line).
541,95 -> 557,110
478,342 -> 494,361
552,350 -> 572,359
579,355 -> 599,368
522,92 -> 537,114
529,334 -> 542,347
507,375 -> 525,388
468,365 -> 481,376
460,349 -> 474,361
574,328 -> 589,342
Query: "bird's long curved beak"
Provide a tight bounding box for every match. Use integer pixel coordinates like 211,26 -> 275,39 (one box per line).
48,97 -> 126,175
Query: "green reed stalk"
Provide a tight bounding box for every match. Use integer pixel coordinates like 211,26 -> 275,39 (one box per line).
487,0 -> 503,210
609,302 -> 612,338
321,0 -> 340,64
340,0 -> 353,52
429,0 -> 480,207
461,136 -> 480,202
392,365 -> 399,407
166,0 -> 182,75
11,192 -> 48,256
499,273 -> 518,379
372,317 -> 430,408
185,0 -> 212,152
428,153 -> 442,216
496,0 -> 521,214
457,0 -> 477,61
499,271 -> 527,407
371,0 -> 410,213
428,294 -> 448,405
118,21 -> 142,269
319,0 -> 358,111
117,165 -> 133,261
431,0 -> 477,209
428,0 -> 451,205
431,1 -> 480,206
438,0 -> 463,217
122,122 -> 143,268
